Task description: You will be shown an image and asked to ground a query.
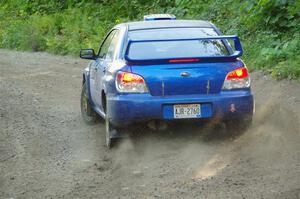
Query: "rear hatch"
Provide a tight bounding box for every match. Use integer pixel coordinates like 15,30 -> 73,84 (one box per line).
130,61 -> 242,96
126,29 -> 245,96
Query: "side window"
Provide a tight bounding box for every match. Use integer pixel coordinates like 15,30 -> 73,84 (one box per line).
98,30 -> 116,59
105,30 -> 120,61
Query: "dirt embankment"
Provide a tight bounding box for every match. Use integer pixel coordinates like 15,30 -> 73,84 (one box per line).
0,49 -> 299,199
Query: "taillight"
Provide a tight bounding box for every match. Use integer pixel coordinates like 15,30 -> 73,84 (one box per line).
116,71 -> 149,93
222,67 -> 250,90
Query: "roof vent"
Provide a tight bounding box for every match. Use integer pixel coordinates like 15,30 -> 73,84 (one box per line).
144,14 -> 176,21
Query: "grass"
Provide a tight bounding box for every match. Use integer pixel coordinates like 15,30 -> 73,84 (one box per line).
0,0 -> 299,80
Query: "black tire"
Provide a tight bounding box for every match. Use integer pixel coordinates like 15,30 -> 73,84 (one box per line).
225,115 -> 253,134
81,82 -> 97,124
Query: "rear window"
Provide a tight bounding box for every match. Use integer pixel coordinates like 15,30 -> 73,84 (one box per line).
127,28 -> 230,60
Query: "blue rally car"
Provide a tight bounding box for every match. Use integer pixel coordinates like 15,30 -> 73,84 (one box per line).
80,14 -> 254,148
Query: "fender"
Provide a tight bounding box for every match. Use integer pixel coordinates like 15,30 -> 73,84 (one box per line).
84,65 -> 107,119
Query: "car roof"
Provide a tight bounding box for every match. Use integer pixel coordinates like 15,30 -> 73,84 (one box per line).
116,20 -> 213,31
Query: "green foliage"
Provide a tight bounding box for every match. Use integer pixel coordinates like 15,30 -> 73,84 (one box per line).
257,33 -> 300,80
0,0 -> 299,79
240,0 -> 300,32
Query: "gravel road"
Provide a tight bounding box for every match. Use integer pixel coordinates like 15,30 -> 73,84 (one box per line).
0,49 -> 299,199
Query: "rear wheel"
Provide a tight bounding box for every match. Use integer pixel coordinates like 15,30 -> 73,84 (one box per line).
104,99 -> 117,148
81,82 -> 97,124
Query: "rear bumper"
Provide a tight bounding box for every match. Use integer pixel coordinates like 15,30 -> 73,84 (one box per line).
107,90 -> 254,127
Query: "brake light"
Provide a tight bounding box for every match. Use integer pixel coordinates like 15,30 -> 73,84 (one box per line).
169,58 -> 200,63
226,67 -> 248,79
222,67 -> 250,90
118,72 -> 144,84
116,71 -> 149,93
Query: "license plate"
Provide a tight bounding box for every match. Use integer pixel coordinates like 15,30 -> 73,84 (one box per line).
174,104 -> 201,119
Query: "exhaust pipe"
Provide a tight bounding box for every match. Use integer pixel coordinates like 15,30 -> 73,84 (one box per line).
147,120 -> 168,131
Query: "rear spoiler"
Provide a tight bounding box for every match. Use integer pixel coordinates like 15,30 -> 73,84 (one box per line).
124,35 -> 243,65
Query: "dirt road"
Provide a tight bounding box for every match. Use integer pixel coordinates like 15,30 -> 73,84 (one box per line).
0,49 -> 299,199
